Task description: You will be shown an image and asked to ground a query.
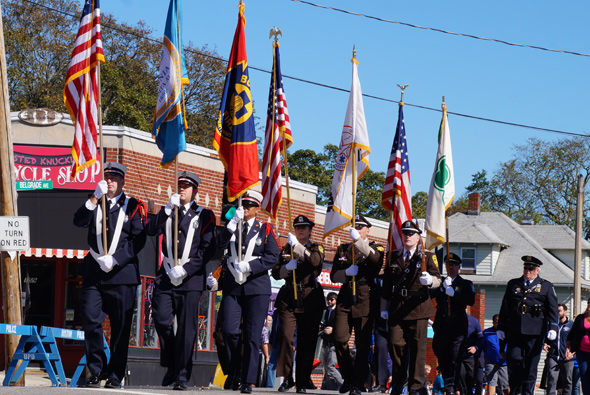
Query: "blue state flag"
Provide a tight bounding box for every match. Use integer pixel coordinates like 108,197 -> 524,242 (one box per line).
151,0 -> 189,167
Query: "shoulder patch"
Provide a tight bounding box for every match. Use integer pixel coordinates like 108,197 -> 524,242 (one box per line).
432,255 -> 438,266
318,245 -> 324,254
376,245 -> 385,252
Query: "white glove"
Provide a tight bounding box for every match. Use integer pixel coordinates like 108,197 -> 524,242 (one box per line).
236,260 -> 251,273
445,285 -> 455,297
349,228 -> 360,241
286,259 -> 298,271
96,255 -> 117,273
547,330 -> 557,341
380,311 -> 389,320
168,265 -> 187,281
166,193 -> 181,210
94,180 -> 108,199
345,265 -> 358,276
419,272 -> 433,286
227,207 -> 244,232
443,276 -> 453,289
287,233 -> 299,247
206,272 -> 217,288
496,330 -> 506,340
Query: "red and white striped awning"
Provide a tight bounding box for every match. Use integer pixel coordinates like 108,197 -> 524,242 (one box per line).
20,248 -> 88,259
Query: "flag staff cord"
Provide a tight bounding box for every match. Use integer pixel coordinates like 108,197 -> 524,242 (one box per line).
442,96 -> 451,315
270,29 -> 299,302
351,46 -> 357,302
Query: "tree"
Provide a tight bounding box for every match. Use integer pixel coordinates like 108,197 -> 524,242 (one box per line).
411,191 -> 428,219
3,0 -> 225,148
477,137 -> 590,238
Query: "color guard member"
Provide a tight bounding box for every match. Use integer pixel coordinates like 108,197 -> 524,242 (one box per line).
217,191 -> 280,394
145,171 -> 217,390
272,215 -> 326,393
331,214 -> 384,395
73,162 -> 146,388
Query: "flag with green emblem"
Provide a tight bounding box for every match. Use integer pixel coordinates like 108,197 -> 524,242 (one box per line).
425,101 -> 455,250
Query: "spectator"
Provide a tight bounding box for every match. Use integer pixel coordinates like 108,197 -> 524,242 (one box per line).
320,292 -> 343,390
432,367 -> 444,395
566,301 -> 590,395
456,312 -> 483,395
482,314 -> 508,395
545,304 -> 574,395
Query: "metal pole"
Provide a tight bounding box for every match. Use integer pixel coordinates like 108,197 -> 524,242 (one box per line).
574,174 -> 583,315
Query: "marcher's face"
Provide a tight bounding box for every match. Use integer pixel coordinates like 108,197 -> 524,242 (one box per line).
446,262 -> 460,278
178,182 -> 197,205
294,226 -> 312,244
523,265 -> 539,281
105,174 -> 124,198
355,225 -> 370,239
402,232 -> 420,250
243,204 -> 259,221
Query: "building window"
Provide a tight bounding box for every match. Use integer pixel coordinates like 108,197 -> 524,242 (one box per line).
461,248 -> 476,270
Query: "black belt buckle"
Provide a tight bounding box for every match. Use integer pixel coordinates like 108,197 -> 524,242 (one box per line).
401,288 -> 408,297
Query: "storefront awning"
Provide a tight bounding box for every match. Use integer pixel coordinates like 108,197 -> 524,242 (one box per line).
20,248 -> 88,259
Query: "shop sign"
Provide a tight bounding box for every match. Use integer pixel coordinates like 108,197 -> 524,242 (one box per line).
14,145 -> 102,190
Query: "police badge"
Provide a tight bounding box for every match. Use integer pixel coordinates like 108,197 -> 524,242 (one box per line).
124,215 -> 129,223
256,237 -> 262,246
193,221 -> 199,229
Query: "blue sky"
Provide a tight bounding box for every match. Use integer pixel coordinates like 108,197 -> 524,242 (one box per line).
105,0 -> 589,196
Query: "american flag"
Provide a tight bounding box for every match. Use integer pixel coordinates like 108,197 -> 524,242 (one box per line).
64,0 -> 104,181
381,104 -> 412,250
261,43 -> 293,220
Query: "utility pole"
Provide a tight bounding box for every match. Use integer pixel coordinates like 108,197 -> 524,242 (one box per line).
574,174 -> 584,316
0,2 -> 24,383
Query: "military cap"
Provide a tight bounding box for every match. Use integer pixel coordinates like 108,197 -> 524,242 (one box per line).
178,170 -> 201,187
521,255 -> 543,267
353,214 -> 372,228
293,215 -> 315,228
242,190 -> 263,207
400,220 -> 422,234
444,253 -> 462,266
103,162 -> 127,177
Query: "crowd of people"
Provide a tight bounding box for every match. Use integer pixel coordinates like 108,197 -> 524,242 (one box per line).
74,165 -> 590,395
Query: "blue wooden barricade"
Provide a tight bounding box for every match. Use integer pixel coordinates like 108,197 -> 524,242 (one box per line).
0,323 -> 65,387
0,324 -> 110,388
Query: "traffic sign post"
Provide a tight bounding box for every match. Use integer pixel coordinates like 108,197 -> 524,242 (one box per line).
0,216 -> 30,251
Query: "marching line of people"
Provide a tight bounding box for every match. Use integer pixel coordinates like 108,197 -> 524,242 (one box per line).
75,165 -> 589,395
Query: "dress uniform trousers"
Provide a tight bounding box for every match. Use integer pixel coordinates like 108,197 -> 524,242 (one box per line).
152,288 -> 202,382
506,333 -> 545,395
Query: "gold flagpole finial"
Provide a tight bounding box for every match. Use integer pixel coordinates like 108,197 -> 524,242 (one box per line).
442,96 -> 447,112
352,44 -> 357,60
397,84 -> 409,105
269,26 -> 282,43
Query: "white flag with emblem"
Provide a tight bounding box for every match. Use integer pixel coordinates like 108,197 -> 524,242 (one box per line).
425,103 -> 455,250
324,56 -> 370,238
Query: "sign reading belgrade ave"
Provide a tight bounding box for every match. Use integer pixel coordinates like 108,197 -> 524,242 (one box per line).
0,217 -> 30,251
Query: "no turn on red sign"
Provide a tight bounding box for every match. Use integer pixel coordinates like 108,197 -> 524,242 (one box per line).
0,216 -> 30,251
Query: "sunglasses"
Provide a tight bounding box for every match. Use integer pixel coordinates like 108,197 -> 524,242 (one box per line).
354,225 -> 367,229
523,265 -> 536,271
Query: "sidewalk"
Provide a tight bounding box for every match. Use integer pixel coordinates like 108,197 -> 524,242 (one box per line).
0,368 -> 54,387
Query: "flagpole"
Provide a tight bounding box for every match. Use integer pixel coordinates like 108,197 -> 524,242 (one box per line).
442,96 -> 452,314
93,0 -> 107,253
351,46 -> 358,303
174,158 -> 179,266
270,29 -> 299,303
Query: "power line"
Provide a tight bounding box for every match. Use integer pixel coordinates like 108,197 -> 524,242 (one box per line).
17,0 -> 590,138
290,0 -> 590,58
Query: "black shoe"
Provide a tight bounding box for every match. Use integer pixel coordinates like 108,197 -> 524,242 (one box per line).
104,378 -> 122,389
162,369 -> 176,387
279,378 -> 295,392
232,375 -> 241,391
306,379 -> 317,390
174,380 -> 188,391
372,385 -> 388,393
85,374 -> 101,388
297,388 -> 307,394
408,391 -> 420,395
350,387 -> 362,395
339,379 -> 352,394
241,383 -> 253,394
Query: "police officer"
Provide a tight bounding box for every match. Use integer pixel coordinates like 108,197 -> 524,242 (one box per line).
331,214 -> 384,395
431,253 -> 476,395
272,215 -> 326,394
217,191 -> 280,394
145,171 -> 217,390
497,256 -> 559,395
73,162 -> 146,388
380,220 -> 441,395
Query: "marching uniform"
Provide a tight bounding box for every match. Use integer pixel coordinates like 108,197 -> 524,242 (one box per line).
272,215 -> 326,393
431,253 -> 476,395
145,171 -> 217,389
73,162 -> 146,387
217,191 -> 280,393
331,214 -> 384,395
498,256 -> 558,395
